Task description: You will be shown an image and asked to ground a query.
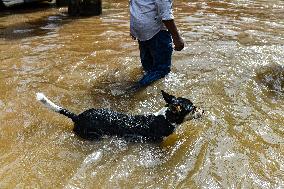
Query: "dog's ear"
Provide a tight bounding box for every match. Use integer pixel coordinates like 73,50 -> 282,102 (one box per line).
161,90 -> 176,104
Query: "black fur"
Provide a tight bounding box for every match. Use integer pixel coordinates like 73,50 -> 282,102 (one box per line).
39,90 -> 200,142
72,108 -> 175,142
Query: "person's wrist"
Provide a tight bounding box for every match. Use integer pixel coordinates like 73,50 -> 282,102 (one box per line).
172,34 -> 182,41
173,36 -> 183,44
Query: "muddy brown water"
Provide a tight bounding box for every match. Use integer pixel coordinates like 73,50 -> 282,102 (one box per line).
0,0 -> 284,188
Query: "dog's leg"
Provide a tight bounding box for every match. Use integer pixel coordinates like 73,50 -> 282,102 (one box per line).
36,93 -> 78,121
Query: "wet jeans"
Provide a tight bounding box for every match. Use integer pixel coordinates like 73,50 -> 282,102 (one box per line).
138,30 -> 173,86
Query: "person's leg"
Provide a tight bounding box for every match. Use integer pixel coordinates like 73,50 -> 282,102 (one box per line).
138,40 -> 153,73
150,30 -> 173,75
137,30 -> 173,87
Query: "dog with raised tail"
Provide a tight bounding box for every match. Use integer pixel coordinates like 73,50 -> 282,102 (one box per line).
36,90 -> 203,142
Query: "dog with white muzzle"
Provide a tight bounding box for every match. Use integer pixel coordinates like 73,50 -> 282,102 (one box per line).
36,90 -> 203,142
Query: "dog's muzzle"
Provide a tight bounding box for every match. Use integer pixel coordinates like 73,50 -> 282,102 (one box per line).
184,107 -> 204,121
193,107 -> 204,119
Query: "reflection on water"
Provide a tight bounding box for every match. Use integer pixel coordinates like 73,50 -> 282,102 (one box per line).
0,0 -> 284,188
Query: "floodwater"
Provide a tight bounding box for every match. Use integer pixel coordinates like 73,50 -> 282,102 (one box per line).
0,0 -> 284,188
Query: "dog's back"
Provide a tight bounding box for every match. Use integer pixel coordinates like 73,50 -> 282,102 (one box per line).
73,108 -> 175,141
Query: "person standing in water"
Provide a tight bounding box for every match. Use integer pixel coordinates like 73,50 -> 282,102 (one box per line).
130,0 -> 184,87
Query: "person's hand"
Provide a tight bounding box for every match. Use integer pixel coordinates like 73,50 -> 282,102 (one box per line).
173,36 -> 184,51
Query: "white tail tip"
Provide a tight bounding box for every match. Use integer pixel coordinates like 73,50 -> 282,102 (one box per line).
36,92 -> 46,101
36,92 -> 62,112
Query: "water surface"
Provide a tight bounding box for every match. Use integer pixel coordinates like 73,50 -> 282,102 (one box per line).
0,0 -> 284,188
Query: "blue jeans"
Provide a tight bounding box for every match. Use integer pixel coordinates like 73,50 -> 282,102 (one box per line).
138,30 -> 173,86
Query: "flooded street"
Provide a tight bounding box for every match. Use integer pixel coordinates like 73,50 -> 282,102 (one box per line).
0,0 -> 284,188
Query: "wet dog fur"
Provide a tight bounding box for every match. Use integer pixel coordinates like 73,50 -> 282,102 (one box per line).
36,90 -> 203,142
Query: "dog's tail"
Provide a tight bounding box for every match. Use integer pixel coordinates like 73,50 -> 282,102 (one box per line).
36,93 -> 78,122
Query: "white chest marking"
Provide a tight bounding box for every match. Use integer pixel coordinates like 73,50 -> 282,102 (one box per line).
154,107 -> 168,117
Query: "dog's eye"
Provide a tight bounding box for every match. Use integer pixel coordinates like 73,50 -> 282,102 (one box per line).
176,105 -> 181,112
171,105 -> 182,113
169,105 -> 181,113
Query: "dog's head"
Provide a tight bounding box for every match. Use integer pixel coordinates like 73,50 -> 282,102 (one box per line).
161,90 -> 204,124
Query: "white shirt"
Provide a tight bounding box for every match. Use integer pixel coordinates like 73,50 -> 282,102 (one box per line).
130,0 -> 174,41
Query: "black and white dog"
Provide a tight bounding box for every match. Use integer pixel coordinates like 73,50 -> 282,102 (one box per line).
36,90 -> 203,142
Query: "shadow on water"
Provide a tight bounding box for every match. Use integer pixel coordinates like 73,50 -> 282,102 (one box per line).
0,2 -> 57,17
0,2 -> 73,40
0,13 -> 70,40
89,81 -> 143,113
0,2 -> 99,40
85,66 -> 144,112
